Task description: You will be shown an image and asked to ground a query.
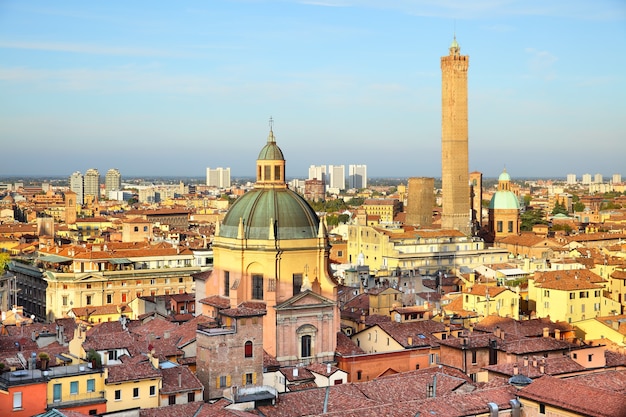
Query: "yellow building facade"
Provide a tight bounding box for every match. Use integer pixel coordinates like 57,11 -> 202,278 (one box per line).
46,364 -> 106,413
346,224 -> 509,276
38,242 -> 198,321
462,284 -> 519,320
529,269 -> 617,323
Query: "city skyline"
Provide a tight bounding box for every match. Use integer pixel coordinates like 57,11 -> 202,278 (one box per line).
1,1 -> 625,178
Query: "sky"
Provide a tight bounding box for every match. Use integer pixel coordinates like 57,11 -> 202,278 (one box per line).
0,0 -> 625,180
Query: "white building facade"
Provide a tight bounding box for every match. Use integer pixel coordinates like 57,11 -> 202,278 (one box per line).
206,167 -> 231,188
348,164 -> 367,189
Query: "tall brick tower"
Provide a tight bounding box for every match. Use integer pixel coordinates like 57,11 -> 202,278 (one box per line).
441,36 -> 471,235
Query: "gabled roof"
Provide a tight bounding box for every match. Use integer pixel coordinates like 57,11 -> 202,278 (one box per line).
356,320 -> 445,348
199,295 -> 230,308
474,316 -> 574,337
160,365 -> 203,394
335,332 -> 365,356
518,375 -> 626,417
275,290 -> 336,310
466,284 -> 512,298
106,355 -> 160,383
532,268 -> 605,291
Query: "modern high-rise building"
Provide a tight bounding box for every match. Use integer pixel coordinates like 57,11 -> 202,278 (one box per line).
206,167 -> 231,188
566,174 -> 577,185
328,165 -> 346,191
84,169 -> 100,203
105,168 -> 122,196
308,165 -> 327,183
348,164 -> 367,189
441,37 -> 471,235
69,171 -> 84,206
594,173 -> 603,184
581,173 -> 592,185
612,174 -> 622,184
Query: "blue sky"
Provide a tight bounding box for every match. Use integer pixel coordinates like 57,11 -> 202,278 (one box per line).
1,0 -> 625,179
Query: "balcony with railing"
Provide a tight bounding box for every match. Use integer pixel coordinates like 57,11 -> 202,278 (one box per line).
48,390 -> 106,410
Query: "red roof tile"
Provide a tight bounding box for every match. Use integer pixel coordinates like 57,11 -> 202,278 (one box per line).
518,375 -> 626,417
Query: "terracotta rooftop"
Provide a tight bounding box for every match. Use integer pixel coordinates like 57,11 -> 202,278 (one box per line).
500,337 -> 575,355
483,354 -> 586,378
438,333 -> 499,350
532,268 -> 605,291
467,284 -> 509,297
70,304 -> 132,317
160,365 -> 203,394
566,369 -> 626,394
106,355 -> 160,383
220,306 -> 267,318
139,402 -> 203,417
257,367 -> 517,417
518,374 -> 626,417
306,362 -> 342,378
199,295 -> 230,308
281,366 -> 315,383
375,320 -> 446,348
364,314 -> 391,326
473,316 -> 574,338
263,350 -> 281,370
335,332 -> 365,356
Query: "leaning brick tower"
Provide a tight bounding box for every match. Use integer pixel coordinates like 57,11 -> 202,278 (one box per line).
441,36 -> 471,235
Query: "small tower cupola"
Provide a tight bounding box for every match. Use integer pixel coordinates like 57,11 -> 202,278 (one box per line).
256,117 -> 286,189
449,35 -> 460,57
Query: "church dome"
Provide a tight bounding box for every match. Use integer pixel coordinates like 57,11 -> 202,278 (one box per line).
498,171 -> 511,182
218,121 -> 319,240
219,188 -> 319,239
257,129 -> 284,161
489,168 -> 520,210
489,190 -> 520,210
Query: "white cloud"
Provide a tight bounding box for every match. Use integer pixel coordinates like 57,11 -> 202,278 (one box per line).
0,40 -> 190,58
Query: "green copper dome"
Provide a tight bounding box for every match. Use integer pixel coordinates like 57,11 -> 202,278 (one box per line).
489,191 -> 520,210
257,129 -> 284,161
219,188 -> 320,240
498,171 -> 511,181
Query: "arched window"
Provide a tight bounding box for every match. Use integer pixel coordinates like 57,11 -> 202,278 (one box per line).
301,335 -> 311,358
252,274 -> 264,300
296,324 -> 317,361
244,341 -> 253,358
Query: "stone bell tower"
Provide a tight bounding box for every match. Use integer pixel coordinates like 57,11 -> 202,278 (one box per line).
441,37 -> 471,235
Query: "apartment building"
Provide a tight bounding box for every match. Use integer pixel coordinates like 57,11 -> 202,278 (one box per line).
346,224 -> 509,276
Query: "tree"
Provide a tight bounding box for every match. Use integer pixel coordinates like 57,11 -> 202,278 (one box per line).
552,201 -> 568,216
325,215 -> 339,227
601,201 -> 622,210
551,223 -> 572,234
337,214 -> 350,224
521,208 -> 548,231
573,201 -> 585,212
0,252 -> 9,275
346,197 -> 364,207
523,194 -> 532,208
